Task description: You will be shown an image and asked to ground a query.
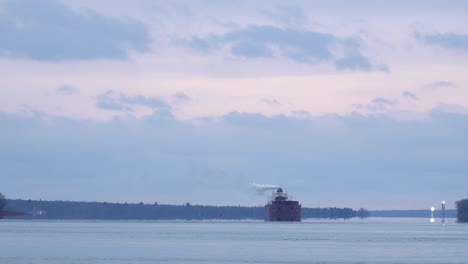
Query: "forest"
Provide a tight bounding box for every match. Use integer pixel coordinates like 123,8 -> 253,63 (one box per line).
0,193 -> 5,212
456,198 -> 468,223
3,198 -> 368,220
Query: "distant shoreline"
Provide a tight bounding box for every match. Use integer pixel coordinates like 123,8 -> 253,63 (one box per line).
370,209 -> 456,218
3,199 -> 456,220
4,199 -> 368,220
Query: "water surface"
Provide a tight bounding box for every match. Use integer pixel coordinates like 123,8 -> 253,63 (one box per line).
0,218 -> 466,264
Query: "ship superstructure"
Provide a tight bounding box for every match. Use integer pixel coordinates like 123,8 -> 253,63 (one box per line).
265,187 -> 301,221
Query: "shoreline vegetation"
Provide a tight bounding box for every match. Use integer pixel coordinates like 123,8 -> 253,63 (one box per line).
456,199 -> 468,223
3,199 -> 369,220
1,194 -> 462,221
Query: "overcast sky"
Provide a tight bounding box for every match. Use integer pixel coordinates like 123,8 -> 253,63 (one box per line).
1,0 -> 467,209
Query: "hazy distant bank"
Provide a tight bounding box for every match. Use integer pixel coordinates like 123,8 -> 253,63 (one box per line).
5,199 -> 453,220
371,209 -> 456,218
4,199 -> 367,220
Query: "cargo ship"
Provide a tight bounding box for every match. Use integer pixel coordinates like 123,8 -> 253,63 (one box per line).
265,187 -> 301,221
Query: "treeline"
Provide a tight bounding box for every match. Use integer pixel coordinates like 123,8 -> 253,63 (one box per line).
0,193 -> 5,217
370,209 -> 457,218
0,193 -> 5,211
456,198 -> 468,223
303,207 -> 369,219
4,199 -> 367,220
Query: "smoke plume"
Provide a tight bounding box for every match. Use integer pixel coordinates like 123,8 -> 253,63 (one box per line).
251,183 -> 280,195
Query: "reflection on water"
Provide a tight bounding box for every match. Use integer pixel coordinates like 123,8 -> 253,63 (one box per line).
0,218 -> 466,264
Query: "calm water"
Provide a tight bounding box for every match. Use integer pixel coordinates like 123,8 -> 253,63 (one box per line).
0,218 -> 467,264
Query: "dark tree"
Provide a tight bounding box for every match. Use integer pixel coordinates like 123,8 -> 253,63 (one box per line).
357,208 -> 370,218
0,192 -> 6,219
0,192 -> 6,211
456,198 -> 468,223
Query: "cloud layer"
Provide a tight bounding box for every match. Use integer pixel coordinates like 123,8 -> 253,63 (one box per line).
96,91 -> 171,112
186,25 -> 385,71
0,0 -> 151,61
1,108 -> 467,208
417,32 -> 468,52
1,1 -> 468,209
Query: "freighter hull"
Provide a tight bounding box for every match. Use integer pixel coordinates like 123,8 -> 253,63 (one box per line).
265,200 -> 301,222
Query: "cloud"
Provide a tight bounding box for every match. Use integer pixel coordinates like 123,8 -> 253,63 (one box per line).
372,97 -> 395,105
354,97 -> 396,111
416,32 -> 468,52
291,110 -> 309,116
432,103 -> 468,115
96,90 -> 170,112
95,100 -> 130,111
185,25 -> 384,71
261,6 -> 308,27
1,107 -> 467,208
260,98 -> 281,106
56,85 -> 78,95
0,0 -> 151,61
402,91 -> 418,100
425,81 -> 457,89
119,94 -> 170,109
230,40 -> 274,58
96,91 -> 128,111
18,104 -> 46,118
334,52 -> 373,71
173,93 -> 190,102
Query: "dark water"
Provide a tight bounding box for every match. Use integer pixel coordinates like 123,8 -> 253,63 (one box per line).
0,218 -> 466,264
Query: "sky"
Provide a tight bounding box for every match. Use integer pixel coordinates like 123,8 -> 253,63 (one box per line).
1,0 -> 468,209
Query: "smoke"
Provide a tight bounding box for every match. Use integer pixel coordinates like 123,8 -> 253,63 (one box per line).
251,183 -> 280,195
